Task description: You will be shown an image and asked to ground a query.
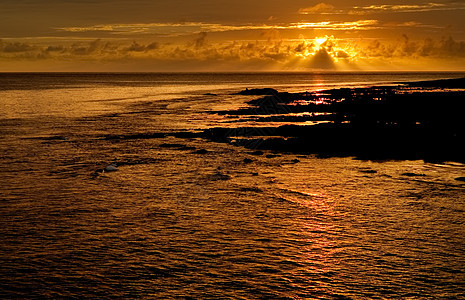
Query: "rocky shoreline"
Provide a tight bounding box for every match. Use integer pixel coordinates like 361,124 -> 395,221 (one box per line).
99,77 -> 465,163
202,77 -> 465,162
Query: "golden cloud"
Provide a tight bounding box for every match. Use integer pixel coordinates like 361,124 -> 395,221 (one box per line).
56,22 -> 281,36
55,19 -> 383,37
298,3 -> 335,14
350,2 -> 465,14
2,35 -> 465,71
291,20 -> 379,30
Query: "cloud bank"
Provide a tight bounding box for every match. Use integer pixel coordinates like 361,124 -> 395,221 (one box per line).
351,2 -> 465,14
1,34 -> 465,71
298,3 -> 336,14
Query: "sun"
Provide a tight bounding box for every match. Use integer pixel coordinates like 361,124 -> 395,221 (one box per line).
291,35 -> 360,69
315,37 -> 327,45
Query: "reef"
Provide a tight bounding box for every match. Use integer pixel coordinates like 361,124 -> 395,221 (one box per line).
203,77 -> 465,162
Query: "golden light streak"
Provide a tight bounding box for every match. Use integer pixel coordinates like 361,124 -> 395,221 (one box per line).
57,19 -> 381,36
290,20 -> 379,31
350,2 -> 465,14
57,22 -> 282,35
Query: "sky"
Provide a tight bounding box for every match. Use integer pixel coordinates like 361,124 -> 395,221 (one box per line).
1,0 -> 465,71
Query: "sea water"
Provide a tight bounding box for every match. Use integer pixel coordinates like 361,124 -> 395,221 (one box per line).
1,72 -> 464,299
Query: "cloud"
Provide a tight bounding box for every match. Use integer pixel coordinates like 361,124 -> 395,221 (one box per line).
45,45 -> 66,52
291,20 -> 379,31
350,2 -> 465,14
357,35 -> 465,58
336,50 -> 350,58
1,35 -> 464,71
298,3 -> 335,14
0,40 -> 36,53
125,41 -> 159,52
69,39 -> 104,55
384,21 -> 422,28
56,22 -> 281,36
436,36 -> 465,57
54,19 -> 381,37
57,17 -> 445,38
294,41 -> 311,54
194,32 -> 208,48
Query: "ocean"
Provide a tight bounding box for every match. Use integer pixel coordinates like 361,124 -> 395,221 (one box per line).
1,72 -> 465,299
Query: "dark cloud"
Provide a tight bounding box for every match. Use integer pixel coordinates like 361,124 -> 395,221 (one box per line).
45,45 -> 66,52
350,2 -> 465,14
439,36 -> 465,55
69,39 -> 101,55
360,35 -> 465,58
336,50 -> 349,58
1,34 -> 464,71
125,41 -> 159,52
194,32 -> 208,49
0,40 -> 36,53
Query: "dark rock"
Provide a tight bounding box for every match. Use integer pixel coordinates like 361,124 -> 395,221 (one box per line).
170,131 -> 202,139
249,150 -> 264,156
455,177 -> 465,182
104,164 -> 118,172
194,149 -> 209,154
210,172 -> 231,181
178,146 -> 197,151
401,172 -> 426,177
44,136 -> 68,141
243,158 -> 253,164
237,88 -> 278,96
360,170 -> 377,174
203,77 -> 465,163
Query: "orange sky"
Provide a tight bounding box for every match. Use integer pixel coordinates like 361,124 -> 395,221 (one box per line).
1,0 -> 465,71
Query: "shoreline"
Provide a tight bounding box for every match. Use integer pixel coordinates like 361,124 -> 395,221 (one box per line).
198,77 -> 465,163
90,76 -> 465,163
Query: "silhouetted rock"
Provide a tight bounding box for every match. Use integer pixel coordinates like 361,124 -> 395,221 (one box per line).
170,131 -> 202,139
360,170 -> 377,174
210,171 -> 231,181
44,136 -> 68,141
237,88 -> 278,96
194,149 -> 209,154
197,77 -> 465,162
249,150 -> 264,156
104,163 -> 118,172
401,172 -> 426,177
